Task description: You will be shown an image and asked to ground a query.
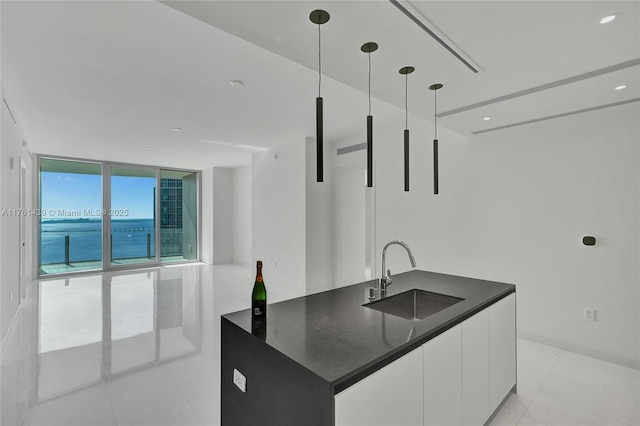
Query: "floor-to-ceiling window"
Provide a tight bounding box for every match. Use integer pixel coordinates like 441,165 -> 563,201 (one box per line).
109,166 -> 157,268
39,158 -> 103,275
159,170 -> 198,263
38,157 -> 199,276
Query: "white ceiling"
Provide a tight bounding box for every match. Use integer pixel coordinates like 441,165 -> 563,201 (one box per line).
2,1 -> 638,170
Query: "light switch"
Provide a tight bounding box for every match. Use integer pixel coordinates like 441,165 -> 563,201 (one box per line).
233,368 -> 246,392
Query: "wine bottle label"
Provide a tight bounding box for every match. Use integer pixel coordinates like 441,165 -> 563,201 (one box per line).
252,301 -> 266,318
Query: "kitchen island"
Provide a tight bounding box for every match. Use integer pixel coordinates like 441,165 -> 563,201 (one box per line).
221,270 -> 516,426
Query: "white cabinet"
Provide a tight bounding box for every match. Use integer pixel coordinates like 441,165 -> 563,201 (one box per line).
423,324 -> 462,426
462,309 -> 490,426
335,293 -> 516,426
489,293 -> 516,412
460,295 -> 517,425
335,348 -> 424,426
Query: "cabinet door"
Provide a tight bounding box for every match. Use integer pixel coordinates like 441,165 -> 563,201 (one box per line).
489,293 -> 516,412
335,348 -> 423,426
462,309 -> 490,426
423,325 -> 462,426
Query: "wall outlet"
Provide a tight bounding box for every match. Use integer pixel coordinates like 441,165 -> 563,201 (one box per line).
233,368 -> 246,393
584,308 -> 596,321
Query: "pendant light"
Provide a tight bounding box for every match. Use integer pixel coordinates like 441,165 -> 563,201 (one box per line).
361,42 -> 378,188
399,66 -> 414,192
429,83 -> 443,194
309,10 -> 330,183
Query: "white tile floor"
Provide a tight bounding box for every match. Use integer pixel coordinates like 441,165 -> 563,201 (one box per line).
491,339 -> 639,426
1,263 -> 638,426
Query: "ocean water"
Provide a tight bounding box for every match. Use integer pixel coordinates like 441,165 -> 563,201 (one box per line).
40,219 -> 158,264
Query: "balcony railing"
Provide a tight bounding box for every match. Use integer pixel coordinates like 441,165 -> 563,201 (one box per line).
41,229 -> 184,266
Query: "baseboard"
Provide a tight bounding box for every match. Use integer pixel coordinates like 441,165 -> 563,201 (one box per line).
518,330 -> 639,370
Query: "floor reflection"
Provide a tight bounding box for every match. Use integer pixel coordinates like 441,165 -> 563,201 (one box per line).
3,263 -> 305,426
37,269 -> 201,403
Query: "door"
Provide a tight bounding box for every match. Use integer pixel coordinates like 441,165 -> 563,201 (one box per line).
424,325 -> 462,425
334,167 -> 367,286
335,348 -> 423,426
38,158 -> 103,275
159,169 -> 198,262
489,294 -> 517,412
462,309 -> 490,426
19,158 -> 27,298
107,166 -> 158,268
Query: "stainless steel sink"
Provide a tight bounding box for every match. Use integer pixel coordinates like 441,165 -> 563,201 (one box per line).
363,289 -> 464,320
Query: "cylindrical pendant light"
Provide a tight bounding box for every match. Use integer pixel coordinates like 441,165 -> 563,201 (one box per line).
399,66 -> 414,192
310,10 -> 330,183
361,42 -> 378,188
429,83 -> 443,194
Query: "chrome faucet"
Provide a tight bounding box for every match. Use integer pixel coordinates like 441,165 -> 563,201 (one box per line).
379,240 -> 416,292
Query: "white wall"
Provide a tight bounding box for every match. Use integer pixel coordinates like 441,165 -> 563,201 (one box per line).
249,137 -> 333,295
202,165 -> 251,266
1,97 -> 33,346
252,140 -> 306,296
329,138 -> 368,287
305,137 -> 333,294
232,165 -> 251,266
212,167 -> 233,264
372,103 -> 640,368
200,168 -> 213,263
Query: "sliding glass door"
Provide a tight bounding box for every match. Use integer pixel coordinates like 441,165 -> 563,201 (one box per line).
159,170 -> 198,263
38,156 -> 199,276
108,166 -> 158,268
39,158 -> 103,275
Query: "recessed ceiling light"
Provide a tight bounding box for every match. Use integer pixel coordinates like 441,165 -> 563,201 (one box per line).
599,15 -> 616,24
172,127 -> 182,132
483,117 -> 491,121
230,80 -> 244,87
614,84 -> 628,91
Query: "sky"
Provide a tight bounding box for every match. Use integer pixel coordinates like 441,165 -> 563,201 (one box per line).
41,172 -> 156,220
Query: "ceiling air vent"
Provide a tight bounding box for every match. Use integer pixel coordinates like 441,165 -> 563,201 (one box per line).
388,0 -> 481,74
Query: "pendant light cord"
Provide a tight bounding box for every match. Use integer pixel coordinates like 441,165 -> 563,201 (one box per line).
368,52 -> 372,116
318,24 -> 322,97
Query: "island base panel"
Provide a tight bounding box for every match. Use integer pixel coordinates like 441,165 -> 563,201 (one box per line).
221,317 -> 333,426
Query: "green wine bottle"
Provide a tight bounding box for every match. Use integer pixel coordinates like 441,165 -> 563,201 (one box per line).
252,260 -> 267,318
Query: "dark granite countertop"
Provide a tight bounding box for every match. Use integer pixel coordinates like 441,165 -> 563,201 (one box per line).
222,270 -> 515,393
